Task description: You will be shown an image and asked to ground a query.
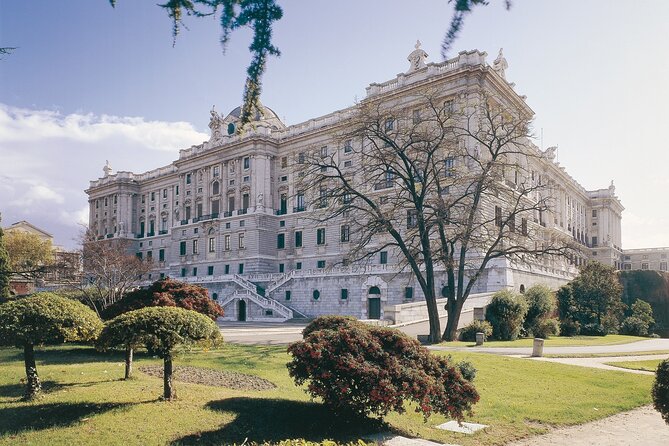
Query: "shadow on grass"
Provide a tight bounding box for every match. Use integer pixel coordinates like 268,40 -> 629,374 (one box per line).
171,397 -> 388,445
1,346 -> 155,365
0,401 -> 132,435
0,381 -> 67,398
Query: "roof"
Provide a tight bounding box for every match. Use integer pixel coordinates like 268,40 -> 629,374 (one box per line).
5,220 -> 54,239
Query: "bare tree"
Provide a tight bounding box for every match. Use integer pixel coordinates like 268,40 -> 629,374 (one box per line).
79,230 -> 152,316
301,90 -> 577,343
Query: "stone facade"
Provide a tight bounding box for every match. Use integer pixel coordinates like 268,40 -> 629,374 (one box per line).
622,247 -> 669,272
85,45 -> 624,322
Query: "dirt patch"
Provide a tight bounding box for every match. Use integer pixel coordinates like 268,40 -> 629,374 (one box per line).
138,365 -> 276,391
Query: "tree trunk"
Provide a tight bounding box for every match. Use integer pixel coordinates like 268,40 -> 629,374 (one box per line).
425,290 -> 442,344
163,354 -> 176,400
124,346 -> 133,380
443,297 -> 465,341
23,343 -> 41,399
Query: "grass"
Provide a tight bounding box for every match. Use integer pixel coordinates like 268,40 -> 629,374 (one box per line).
440,334 -> 648,348
545,350 -> 669,359
0,344 -> 654,446
604,359 -> 666,372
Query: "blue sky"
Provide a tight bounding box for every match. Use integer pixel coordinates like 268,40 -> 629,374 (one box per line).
1,0 -> 668,249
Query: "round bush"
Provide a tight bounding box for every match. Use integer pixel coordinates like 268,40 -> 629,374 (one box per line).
581,323 -> 607,336
532,318 -> 560,339
287,317 -> 479,420
459,320 -> 493,342
620,316 -> 649,337
653,359 -> 669,424
523,285 -> 557,337
560,319 -> 581,337
485,290 -> 528,341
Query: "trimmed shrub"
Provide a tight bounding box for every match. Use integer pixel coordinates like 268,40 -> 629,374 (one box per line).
523,284 -> 557,337
485,290 -> 528,341
581,323 -> 607,336
0,292 -> 103,399
620,300 -> 655,336
532,318 -> 560,339
287,317 -> 479,420
559,319 -> 581,337
97,307 -> 223,400
103,278 -> 224,321
302,315 -> 360,337
653,359 -> 669,424
459,320 -> 493,342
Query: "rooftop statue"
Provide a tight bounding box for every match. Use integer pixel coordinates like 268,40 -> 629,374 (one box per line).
407,40 -> 428,73
492,48 -> 508,80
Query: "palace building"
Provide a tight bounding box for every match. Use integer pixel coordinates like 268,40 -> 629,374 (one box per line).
86,45 -> 624,322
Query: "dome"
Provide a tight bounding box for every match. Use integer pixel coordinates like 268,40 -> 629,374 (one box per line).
223,104 -> 285,131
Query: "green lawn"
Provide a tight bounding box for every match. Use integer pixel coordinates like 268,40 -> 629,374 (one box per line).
0,344 -> 654,446
441,334 -> 647,348
604,358 -> 666,372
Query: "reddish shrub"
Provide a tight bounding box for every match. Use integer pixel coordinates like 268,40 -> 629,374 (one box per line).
287,317 -> 479,420
103,278 -> 224,321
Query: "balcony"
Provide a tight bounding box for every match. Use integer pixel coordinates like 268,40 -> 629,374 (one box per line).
146,232 -> 155,237
275,209 -> 287,216
136,234 -> 145,239
158,230 -> 168,235
237,209 -> 248,215
180,219 -> 189,225
293,206 -> 306,213
374,180 -> 393,190
224,211 -> 233,217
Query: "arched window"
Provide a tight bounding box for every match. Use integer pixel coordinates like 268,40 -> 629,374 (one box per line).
368,286 -> 381,295
212,181 -> 220,195
227,122 -> 236,135
519,284 -> 526,294
212,293 -> 218,300
312,290 -> 320,300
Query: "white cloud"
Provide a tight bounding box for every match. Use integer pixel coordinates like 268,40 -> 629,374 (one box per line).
0,104 -> 210,248
0,104 -> 208,152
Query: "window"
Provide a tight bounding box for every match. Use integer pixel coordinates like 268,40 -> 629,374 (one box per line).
279,220 -> 285,227
212,181 -> 220,195
176,185 -> 179,195
344,140 -> 352,153
224,264 -> 230,274
277,233 -> 285,249
192,267 -> 197,276
146,251 -> 153,261
160,273 -> 165,279
238,233 -> 245,249
412,109 -> 421,124
660,262 -> 667,271
239,220 -> 245,227
243,157 -> 250,169
642,263 -> 649,270
213,166 -> 220,177
407,210 -> 418,228
207,265 -> 214,275
384,118 -> 394,131
508,214 -> 516,233
227,122 -> 235,135
281,175 -> 288,182
320,146 -> 328,158
224,234 -> 230,250
592,236 -> 598,247
318,187 -> 328,208
296,262 -> 302,270
192,239 -> 199,254
295,230 -> 303,248
151,192 -> 155,201
243,175 -> 250,183
405,287 -> 414,300
162,189 -> 167,199
281,156 -> 288,168
344,160 -> 352,168
592,209 -> 598,218
228,196 -> 235,212
341,289 -> 348,300
317,260 -> 326,268
295,191 -> 305,212
340,225 -> 350,242
495,206 -> 503,227
186,173 -> 191,184
317,228 -> 326,245
445,157 -> 455,177
312,290 -> 320,300
181,268 -> 186,277
298,152 -> 305,164
521,218 -> 528,236
380,251 -> 388,264
136,252 -> 143,260
180,241 -> 186,256
159,249 -> 165,262
285,290 -> 291,301
279,263 -> 284,273
208,237 -> 215,252
242,193 -> 250,210
238,263 -> 244,274
141,195 -> 145,204
444,99 -> 454,113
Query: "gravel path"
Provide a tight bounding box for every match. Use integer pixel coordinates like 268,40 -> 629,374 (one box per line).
138,365 -> 276,391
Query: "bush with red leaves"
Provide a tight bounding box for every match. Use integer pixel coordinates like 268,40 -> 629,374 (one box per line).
287,316 -> 479,420
102,278 -> 224,321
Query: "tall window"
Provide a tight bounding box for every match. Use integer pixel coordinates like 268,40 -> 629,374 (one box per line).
444,157 -> 455,177
208,237 -> 215,252
208,265 -> 214,275
318,187 -> 328,208
186,173 -> 191,184
296,191 -> 305,211
162,189 -> 167,199
343,140 -> 352,153
405,287 -> 414,300
192,239 -> 198,254
407,210 -> 418,228
298,152 -> 305,164
277,233 -> 285,249
238,233 -> 245,249
320,146 -> 328,158
380,251 -> 388,264
224,234 -> 230,250
295,230 -> 303,248
238,263 -> 244,274
592,236 -> 598,247
385,117 -> 394,131
495,206 -> 502,227
212,181 -> 220,195
242,193 -> 250,210
316,228 -> 326,245
213,166 -> 220,177
224,264 -> 230,274
151,192 -> 155,201
243,157 -> 250,169
521,218 -> 528,236
176,185 -> 179,195
280,193 -> 288,214
281,156 -> 288,168
180,241 -> 186,256
340,225 -> 350,242
508,213 -> 516,233
159,249 -> 165,262
341,289 -> 348,300
228,196 -> 235,212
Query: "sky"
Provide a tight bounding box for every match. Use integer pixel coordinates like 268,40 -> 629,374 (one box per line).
1,0 -> 668,249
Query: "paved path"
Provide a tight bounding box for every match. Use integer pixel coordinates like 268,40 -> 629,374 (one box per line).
429,338 -> 669,356
529,354 -> 668,375
505,405 -> 669,446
